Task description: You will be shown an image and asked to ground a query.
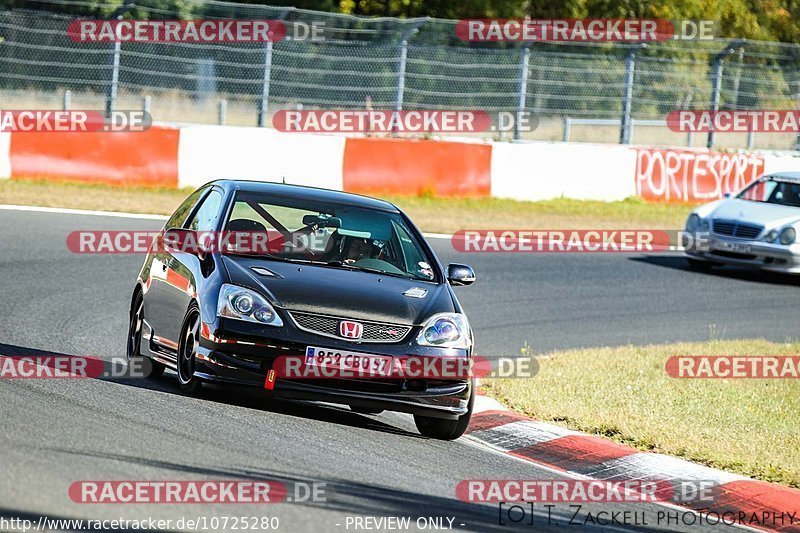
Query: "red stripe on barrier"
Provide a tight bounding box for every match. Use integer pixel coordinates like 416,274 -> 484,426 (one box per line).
9,127 -> 180,188
510,434 -> 639,471
342,137 -> 491,197
682,480 -> 800,531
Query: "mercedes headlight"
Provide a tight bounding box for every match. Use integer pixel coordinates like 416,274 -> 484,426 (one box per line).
765,229 -> 780,243
217,284 -> 283,326
686,214 -> 700,232
780,227 -> 796,245
416,313 -> 471,349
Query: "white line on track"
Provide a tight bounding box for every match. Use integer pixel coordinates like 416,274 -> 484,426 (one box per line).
0,204 -> 168,220
0,204 -> 454,239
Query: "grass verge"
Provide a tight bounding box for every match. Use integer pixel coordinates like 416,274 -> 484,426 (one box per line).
0,178 -> 695,232
483,339 -> 800,488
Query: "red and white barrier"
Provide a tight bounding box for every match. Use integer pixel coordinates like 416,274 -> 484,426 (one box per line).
177,125 -> 345,191
0,132 -> 11,180
490,142 -> 636,201
1,123 -> 797,202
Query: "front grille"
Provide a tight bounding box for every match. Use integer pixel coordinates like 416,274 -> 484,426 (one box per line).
288,311 -> 412,343
712,219 -> 763,239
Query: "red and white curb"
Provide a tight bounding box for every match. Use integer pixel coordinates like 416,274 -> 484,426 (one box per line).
468,392 -> 800,532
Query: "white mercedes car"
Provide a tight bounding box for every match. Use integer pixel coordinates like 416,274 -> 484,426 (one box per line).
684,172 -> 800,273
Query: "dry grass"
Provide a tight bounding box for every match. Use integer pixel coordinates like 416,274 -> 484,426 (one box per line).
386,194 -> 694,233
0,178 -> 187,215
483,339 -> 800,487
0,179 -> 696,233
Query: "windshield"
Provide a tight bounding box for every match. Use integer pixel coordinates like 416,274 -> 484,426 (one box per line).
738,178 -> 800,208
223,192 -> 436,282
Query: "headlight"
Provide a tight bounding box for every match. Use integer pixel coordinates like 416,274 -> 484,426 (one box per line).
686,214 -> 700,232
698,219 -> 710,232
416,313 -> 471,349
217,284 -> 283,326
780,227 -> 796,245
765,229 -> 780,242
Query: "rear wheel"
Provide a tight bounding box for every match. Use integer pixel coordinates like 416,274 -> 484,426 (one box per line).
414,386 -> 474,440
127,290 -> 164,379
177,304 -> 203,395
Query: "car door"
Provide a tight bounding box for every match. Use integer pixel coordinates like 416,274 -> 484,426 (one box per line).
163,187 -> 225,345
147,187 -> 223,351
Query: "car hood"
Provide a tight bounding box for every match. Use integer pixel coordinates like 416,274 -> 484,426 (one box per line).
221,255 -> 454,326
709,198 -> 800,228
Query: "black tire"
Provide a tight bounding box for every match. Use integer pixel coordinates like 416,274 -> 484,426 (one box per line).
414,385 -> 474,440
349,405 -> 384,415
687,258 -> 714,271
127,290 -> 164,379
176,304 -> 203,394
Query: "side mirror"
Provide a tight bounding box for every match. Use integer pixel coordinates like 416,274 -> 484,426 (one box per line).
163,228 -> 213,258
447,263 -> 476,286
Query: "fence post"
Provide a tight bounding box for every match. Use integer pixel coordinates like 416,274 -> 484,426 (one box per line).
143,95 -> 151,115
257,10 -> 291,128
257,41 -> 274,127
514,46 -> 530,141
707,57 -> 724,149
795,80 -> 800,152
393,38 -> 408,114
63,90 -> 71,111
392,20 -> 425,133
105,40 -> 122,117
618,46 -> 640,145
707,43 -> 741,149
104,0 -> 134,118
563,116 -> 571,142
219,99 -> 227,125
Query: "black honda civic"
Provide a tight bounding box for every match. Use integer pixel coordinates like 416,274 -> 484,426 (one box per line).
127,180 -> 477,439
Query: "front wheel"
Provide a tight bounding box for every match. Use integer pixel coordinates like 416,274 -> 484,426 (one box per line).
177,304 -> 203,395
414,386 -> 474,440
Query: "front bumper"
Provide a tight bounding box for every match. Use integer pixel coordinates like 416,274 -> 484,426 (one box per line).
685,234 -> 800,273
193,318 -> 472,420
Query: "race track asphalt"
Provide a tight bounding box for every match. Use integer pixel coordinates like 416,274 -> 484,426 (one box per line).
0,208 -> 794,532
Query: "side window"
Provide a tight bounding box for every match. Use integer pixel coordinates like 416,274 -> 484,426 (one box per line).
187,190 -> 223,232
392,221 -> 433,280
166,187 -> 207,229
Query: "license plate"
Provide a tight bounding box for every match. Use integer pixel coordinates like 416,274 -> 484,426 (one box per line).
305,346 -> 393,376
712,239 -> 752,254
